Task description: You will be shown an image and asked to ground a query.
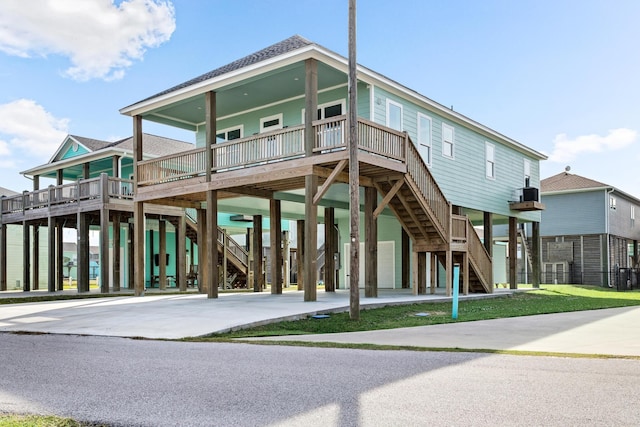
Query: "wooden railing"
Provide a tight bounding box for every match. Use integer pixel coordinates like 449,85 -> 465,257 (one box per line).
451,214 -> 468,244
404,137 -> 450,240
0,175 -> 133,215
138,147 -> 206,186
466,217 -> 493,292
357,117 -> 406,161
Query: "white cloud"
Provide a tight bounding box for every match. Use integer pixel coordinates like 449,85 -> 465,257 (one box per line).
0,0 -> 175,81
548,128 -> 637,163
0,99 -> 69,158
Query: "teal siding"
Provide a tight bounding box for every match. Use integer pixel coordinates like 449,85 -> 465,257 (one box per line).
60,143 -> 89,160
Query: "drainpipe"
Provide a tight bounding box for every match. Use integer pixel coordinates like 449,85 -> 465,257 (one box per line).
606,188 -> 614,287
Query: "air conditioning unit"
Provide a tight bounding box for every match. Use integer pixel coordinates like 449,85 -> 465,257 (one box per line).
522,187 -> 539,202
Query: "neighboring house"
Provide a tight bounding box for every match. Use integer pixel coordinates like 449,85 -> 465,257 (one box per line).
119,35 -> 546,299
540,170 -> 640,287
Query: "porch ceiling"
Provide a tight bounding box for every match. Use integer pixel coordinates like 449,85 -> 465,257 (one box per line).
142,62 -> 347,131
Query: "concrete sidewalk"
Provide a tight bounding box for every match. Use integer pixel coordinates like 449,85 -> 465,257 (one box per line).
1,288 -> 638,357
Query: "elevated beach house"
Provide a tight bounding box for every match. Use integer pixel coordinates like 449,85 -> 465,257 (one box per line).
117,35 -> 546,299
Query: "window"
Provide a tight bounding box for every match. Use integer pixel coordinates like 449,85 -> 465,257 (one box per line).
610,196 -> 617,210
386,99 -> 403,131
524,159 -> 531,187
485,142 -> 495,179
216,125 -> 243,143
259,114 -> 283,133
442,123 -> 454,158
632,206 -> 636,220
417,113 -> 432,165
301,99 -> 346,123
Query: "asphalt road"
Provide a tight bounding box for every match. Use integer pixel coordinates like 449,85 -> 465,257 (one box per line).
1,333 -> 638,426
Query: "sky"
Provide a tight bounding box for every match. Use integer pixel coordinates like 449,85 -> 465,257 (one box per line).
0,0 -> 639,196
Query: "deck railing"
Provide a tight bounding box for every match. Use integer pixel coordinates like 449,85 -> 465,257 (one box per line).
0,175 -> 134,215
137,116 -> 408,186
451,214 -> 468,244
405,137 -> 450,240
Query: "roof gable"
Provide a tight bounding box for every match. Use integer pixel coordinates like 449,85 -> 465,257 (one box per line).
541,171 -> 609,192
50,135 -> 111,163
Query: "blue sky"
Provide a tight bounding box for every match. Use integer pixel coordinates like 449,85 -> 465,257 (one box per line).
1,0 -> 639,195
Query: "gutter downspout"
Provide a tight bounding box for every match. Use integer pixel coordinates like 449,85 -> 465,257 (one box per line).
606,188 -> 614,287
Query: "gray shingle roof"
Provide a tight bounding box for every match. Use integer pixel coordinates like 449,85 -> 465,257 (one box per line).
541,172 -> 610,192
0,186 -> 19,197
109,133 -> 194,157
136,35 -> 314,104
69,135 -> 112,151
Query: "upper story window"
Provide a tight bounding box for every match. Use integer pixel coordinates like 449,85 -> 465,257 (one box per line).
386,99 -> 403,131
610,196 -> 617,210
216,125 -> 243,143
417,113 -> 432,166
632,206 -> 635,226
260,113 -> 283,133
301,100 -> 345,123
524,159 -> 531,187
485,142 -> 495,179
442,123 -> 454,158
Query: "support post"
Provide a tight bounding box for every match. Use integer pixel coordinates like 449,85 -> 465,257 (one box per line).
32,225 -> 39,290
56,219 -> 63,291
411,251 -> 418,296
509,216 -> 518,289
47,215 -> 56,292
99,174 -> 109,293
417,252 -> 426,295
159,218 -> 167,291
430,253 -> 437,294
445,248 -> 452,297
177,215 -> 187,291
205,91 -> 216,181
364,186 -> 377,297
463,252 -> 469,295
324,207 -> 335,292
270,199 -> 283,294
297,220 -> 304,291
283,231 -> 290,288
77,213 -> 90,293
113,214 -> 121,292
304,176 -> 318,301
133,203 -> 145,296
206,190 -> 218,298
0,222 -> 6,291
483,211 -> 493,256
532,221 -> 541,288
23,222 -> 30,291
127,223 -> 134,289
253,214 -> 263,293
197,208 -> 208,294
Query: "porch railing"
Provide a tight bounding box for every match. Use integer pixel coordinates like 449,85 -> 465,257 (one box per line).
0,175 -> 134,215
451,214 -> 467,244
466,217 -> 493,291
137,115 -> 408,186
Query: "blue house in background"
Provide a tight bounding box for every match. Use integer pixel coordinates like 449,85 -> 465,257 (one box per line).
540,169 -> 640,287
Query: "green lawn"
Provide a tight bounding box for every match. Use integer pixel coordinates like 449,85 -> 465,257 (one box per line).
194,285 -> 640,339
0,414 -> 104,427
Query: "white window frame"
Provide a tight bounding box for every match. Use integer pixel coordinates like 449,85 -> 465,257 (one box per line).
442,123 -> 455,159
216,125 -> 244,143
485,142 -> 495,179
259,113 -> 283,133
386,99 -> 403,131
610,196 -> 617,210
301,99 -> 346,123
417,112 -> 432,166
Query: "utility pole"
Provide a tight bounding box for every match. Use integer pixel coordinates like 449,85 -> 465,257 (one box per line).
348,0 -> 360,320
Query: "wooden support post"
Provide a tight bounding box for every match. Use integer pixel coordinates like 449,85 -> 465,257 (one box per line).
0,222 -> 6,291
99,174 -> 109,293
304,176 -> 318,301
159,218 -> 167,290
411,251 -> 418,296
47,215 -> 56,292
324,207 -> 335,292
206,190 -> 218,298
532,221 -> 541,289
445,249 -> 452,297
402,229 -> 410,289
222,229 -> 228,289
197,208 -> 208,294
463,252 -> 469,295
283,231 -> 290,288
32,225 -> 39,290
177,215 -> 187,291
430,253 -> 437,294
483,211 -> 493,256
112,214 -> 120,292
364,186 -> 377,297
417,252 -> 427,295
82,162 -> 90,180
133,202 -> 145,296
112,155 -> 120,178
509,216 -> 518,289
205,91 -> 216,181
56,219 -> 63,291
23,222 -> 30,291
77,213 -> 90,293
253,214 -> 263,293
270,199 -> 283,294
297,220 -> 304,291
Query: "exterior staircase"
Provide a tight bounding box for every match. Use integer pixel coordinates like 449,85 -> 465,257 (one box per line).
375,137 -> 493,293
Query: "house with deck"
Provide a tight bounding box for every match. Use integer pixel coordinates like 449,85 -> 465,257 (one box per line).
540,170 -> 640,287
116,35 -> 546,300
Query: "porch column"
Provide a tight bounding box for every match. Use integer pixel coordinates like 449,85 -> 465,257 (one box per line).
417,252 -> 426,295
445,248 -> 452,297
364,186 -> 377,297
462,252 -> 469,295
158,218 -> 167,291
205,91 -> 216,180
296,220 -> 304,291
532,221 -> 541,289
23,221 -> 30,292
113,214 -> 121,292
132,115 -> 145,296
483,211 -> 493,256
197,208 -> 208,294
508,216 -> 518,289
48,214 -> 56,292
270,199 -> 283,294
99,173 -> 109,293
304,177 -> 317,301
56,218 -> 64,291
82,163 -> 90,180
127,222 -> 134,289
402,229 -> 410,288
282,231 -> 290,289
33,178 -> 39,290
207,190 -> 218,298
253,215 -> 263,292
411,251 -> 418,295
0,222 -> 6,291
430,253 -> 437,294
177,215 -> 187,291
112,155 -> 120,178
324,207 -> 335,292
77,213 -> 90,292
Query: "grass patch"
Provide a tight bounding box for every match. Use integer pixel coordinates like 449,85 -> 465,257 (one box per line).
0,414 -> 105,427
192,285 -> 640,340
